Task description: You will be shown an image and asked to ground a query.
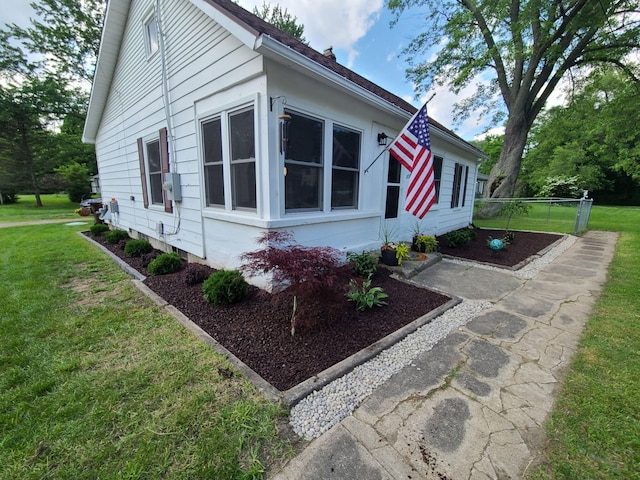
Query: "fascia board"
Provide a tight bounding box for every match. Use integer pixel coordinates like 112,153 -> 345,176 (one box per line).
255,35 -> 413,121
83,0 -> 130,144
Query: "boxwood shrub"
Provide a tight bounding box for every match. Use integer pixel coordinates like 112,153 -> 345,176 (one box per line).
202,269 -> 248,305
104,229 -> 130,244
124,239 -> 153,257
147,252 -> 182,275
89,224 -> 110,236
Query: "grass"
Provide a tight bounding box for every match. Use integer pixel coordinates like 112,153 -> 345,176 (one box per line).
0,194 -> 79,222
473,201 -> 583,234
0,223 -> 291,479
476,204 -> 640,479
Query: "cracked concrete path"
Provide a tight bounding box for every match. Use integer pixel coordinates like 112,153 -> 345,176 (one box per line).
271,231 -> 618,479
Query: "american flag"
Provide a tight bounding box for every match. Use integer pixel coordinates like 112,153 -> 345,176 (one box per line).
388,104 -> 436,219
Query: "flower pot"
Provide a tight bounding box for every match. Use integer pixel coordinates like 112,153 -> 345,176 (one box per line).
380,248 -> 398,266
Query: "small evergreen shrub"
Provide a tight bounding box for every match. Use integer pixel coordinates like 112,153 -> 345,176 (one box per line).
183,263 -> 213,285
147,252 -> 182,275
346,251 -> 378,278
441,227 -> 476,248
202,269 -> 249,305
104,229 -> 130,244
90,224 -> 110,236
124,239 -> 153,257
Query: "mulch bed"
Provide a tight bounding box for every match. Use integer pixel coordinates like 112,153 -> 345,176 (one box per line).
437,228 -> 562,267
85,228 -> 561,391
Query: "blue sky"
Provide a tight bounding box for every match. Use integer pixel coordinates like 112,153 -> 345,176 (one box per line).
0,0 -> 503,140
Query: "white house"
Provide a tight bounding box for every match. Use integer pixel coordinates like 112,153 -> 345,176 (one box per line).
83,0 -> 486,285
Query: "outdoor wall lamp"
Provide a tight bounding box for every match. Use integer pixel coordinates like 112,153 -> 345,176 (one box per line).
377,132 -> 388,146
279,113 -> 291,154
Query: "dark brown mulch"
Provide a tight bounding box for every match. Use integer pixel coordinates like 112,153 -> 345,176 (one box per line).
86,228 -> 561,391
437,228 -> 562,267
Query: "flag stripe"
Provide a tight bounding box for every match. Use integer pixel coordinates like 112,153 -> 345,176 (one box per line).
388,104 -> 435,219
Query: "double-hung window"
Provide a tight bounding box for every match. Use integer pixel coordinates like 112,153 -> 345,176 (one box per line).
137,128 -> 172,213
331,125 -> 360,208
146,139 -> 163,205
451,162 -> 469,208
284,110 -> 324,211
283,109 -> 362,212
144,15 -> 158,57
201,105 -> 256,211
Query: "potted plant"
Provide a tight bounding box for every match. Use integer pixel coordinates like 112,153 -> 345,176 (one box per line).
393,242 -> 410,265
414,234 -> 438,253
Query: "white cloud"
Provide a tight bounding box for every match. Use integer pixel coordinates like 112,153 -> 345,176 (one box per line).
238,0 -> 384,67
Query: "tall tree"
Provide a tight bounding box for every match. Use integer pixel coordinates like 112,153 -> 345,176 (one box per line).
388,0 -> 640,212
521,69 -> 640,202
252,2 -> 308,44
0,0 -> 104,206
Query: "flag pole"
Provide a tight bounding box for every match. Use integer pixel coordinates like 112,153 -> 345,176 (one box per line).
364,93 -> 436,174
364,141 -> 394,174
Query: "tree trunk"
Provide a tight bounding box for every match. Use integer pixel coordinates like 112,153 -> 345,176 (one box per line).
480,110 -> 531,216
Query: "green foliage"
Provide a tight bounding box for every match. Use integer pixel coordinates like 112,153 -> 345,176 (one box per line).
0,0 -> 103,204
89,223 -> 110,236
124,239 -> 153,257
415,235 -> 438,253
103,229 -> 129,244
537,176 -> 583,198
202,269 -> 249,305
522,70 -> 640,201
441,227 -> 476,248
346,276 -> 388,311
147,252 -> 182,275
388,0 -> 640,200
471,134 -> 504,175
498,200 -> 532,231
394,242 -> 410,265
346,251 -> 379,278
0,223 -> 288,479
56,162 -> 92,202
252,2 -> 308,44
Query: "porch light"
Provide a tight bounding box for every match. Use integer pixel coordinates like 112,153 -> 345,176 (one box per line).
377,132 -> 388,146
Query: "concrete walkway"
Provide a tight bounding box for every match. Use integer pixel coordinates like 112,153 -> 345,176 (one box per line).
271,231 -> 618,479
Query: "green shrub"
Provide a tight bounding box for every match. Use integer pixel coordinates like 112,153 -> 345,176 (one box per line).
441,227 -> 476,248
90,224 -> 110,236
346,276 -> 388,311
103,229 -> 130,244
346,251 -> 378,278
415,235 -> 438,253
147,252 -> 182,275
124,239 -> 153,257
202,269 -> 249,305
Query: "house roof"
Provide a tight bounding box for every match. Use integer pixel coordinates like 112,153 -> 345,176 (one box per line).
83,0 -> 485,158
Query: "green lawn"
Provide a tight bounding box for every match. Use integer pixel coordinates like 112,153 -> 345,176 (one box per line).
0,223 -> 290,479
0,194 -> 79,222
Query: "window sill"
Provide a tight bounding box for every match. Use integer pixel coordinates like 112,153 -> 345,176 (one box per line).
202,208 -> 380,229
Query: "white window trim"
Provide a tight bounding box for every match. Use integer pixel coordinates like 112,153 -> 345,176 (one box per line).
143,11 -> 159,59
142,132 -> 164,211
282,106 -> 364,216
197,96 -> 259,217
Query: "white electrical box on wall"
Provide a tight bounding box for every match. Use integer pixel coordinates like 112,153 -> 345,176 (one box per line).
162,172 -> 182,202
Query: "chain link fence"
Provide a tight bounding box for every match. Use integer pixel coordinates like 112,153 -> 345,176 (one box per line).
473,197 -> 594,235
